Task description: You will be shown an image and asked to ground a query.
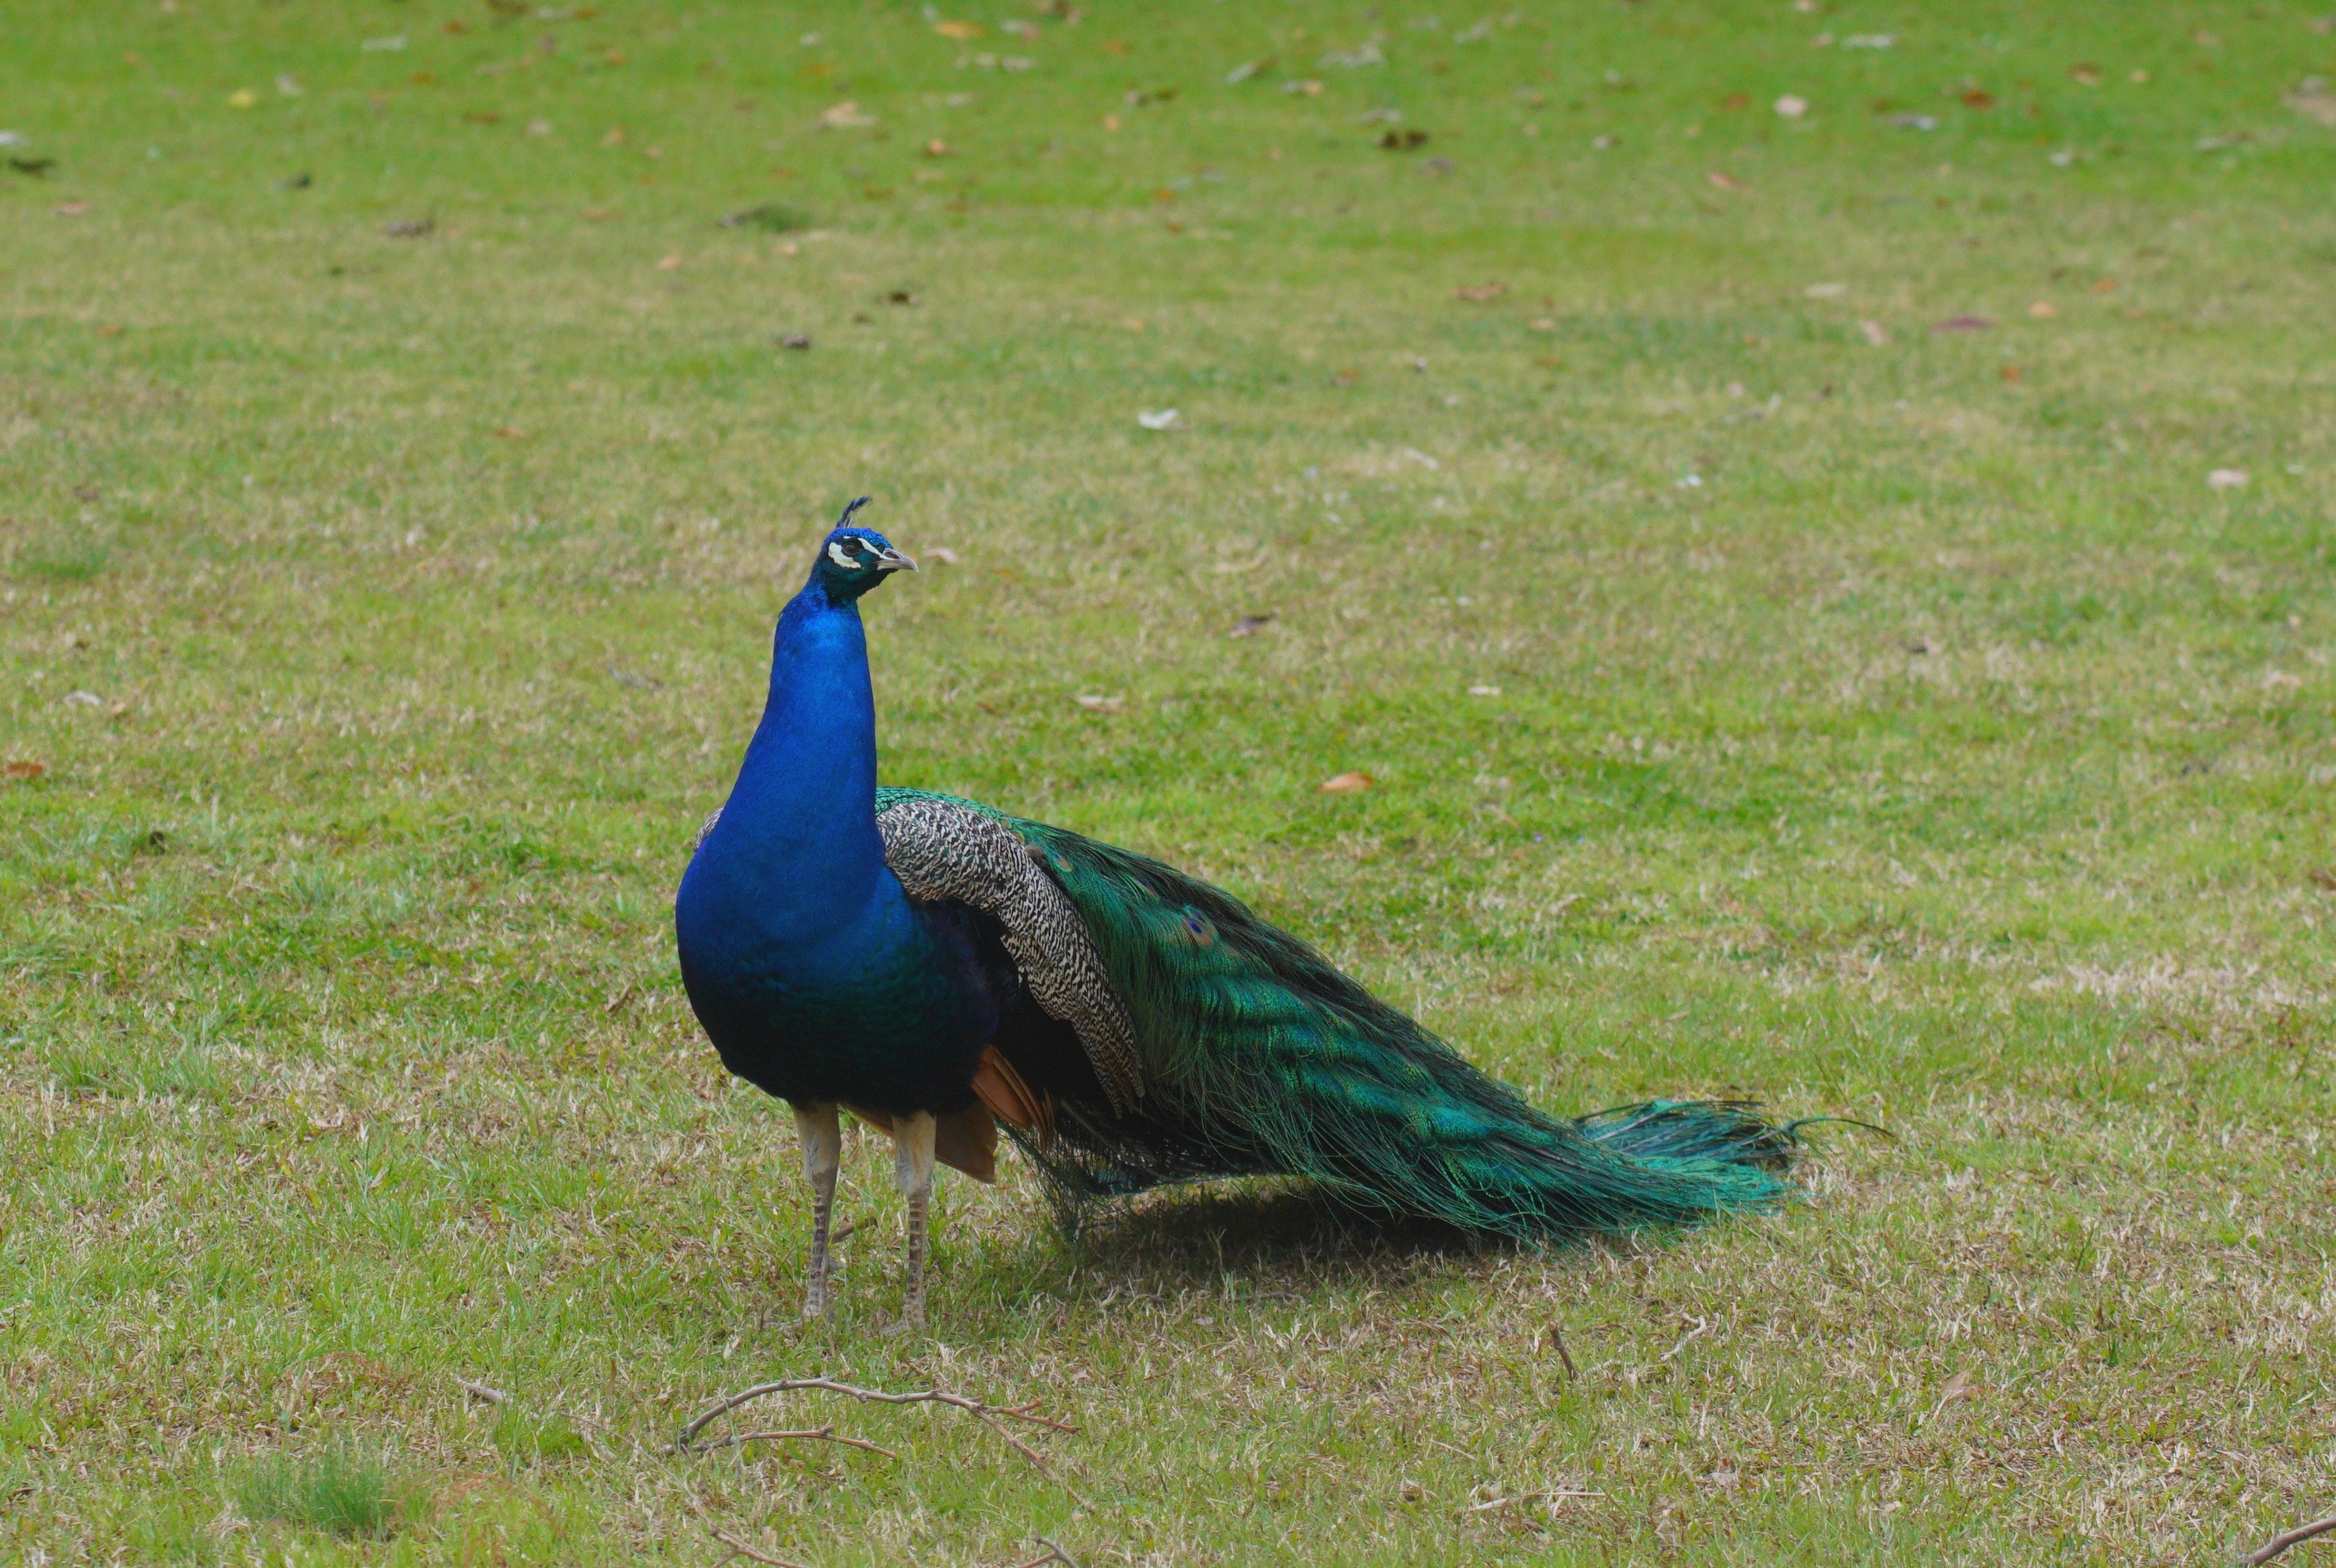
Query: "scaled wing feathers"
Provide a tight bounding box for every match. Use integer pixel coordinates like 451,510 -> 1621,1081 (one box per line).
876,795 -> 1145,1116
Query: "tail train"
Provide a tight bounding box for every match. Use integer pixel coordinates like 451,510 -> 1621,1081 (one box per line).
876,786 -> 1810,1240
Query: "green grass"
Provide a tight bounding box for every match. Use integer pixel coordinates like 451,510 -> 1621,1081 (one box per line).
3,1 -> 2333,1563
237,1443 -> 412,1541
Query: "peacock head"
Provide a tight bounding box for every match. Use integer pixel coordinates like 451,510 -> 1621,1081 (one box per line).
807,496 -> 917,604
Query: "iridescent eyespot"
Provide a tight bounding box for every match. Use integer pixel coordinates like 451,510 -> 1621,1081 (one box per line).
1181,907 -> 1215,945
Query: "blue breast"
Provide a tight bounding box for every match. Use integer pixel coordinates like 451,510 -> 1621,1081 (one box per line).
674,578 -> 996,1113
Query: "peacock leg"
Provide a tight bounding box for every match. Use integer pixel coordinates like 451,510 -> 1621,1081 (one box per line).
792,1102 -> 843,1318
888,1111 -> 938,1330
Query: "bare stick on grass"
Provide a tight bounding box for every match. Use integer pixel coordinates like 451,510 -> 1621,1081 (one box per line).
454,1376 -> 508,1405
2251,1514 -> 2336,1566
1011,1538 -> 1083,1568
675,1376 -> 1075,1477
1546,1323 -> 1578,1380
705,1524 -> 811,1567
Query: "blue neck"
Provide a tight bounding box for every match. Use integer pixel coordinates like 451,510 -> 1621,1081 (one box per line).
694,581 -> 895,950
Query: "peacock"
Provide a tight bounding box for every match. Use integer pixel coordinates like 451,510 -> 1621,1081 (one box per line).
674,499 -> 1805,1327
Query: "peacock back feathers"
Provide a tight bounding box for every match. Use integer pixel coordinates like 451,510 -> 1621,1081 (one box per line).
872,786 -> 1802,1239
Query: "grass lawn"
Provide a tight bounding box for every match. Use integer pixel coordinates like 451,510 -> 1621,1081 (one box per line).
5,1 -> 2334,1562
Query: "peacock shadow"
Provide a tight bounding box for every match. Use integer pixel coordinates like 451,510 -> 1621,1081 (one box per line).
960,1177 -> 1594,1308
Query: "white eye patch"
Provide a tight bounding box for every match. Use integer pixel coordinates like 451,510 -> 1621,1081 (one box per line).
826,540 -> 865,570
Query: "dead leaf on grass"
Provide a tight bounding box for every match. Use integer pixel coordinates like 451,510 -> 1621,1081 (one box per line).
1455,280 -> 1508,303
2208,468 -> 2249,490
2,761 -> 44,782
933,20 -> 984,40
1706,170 -> 1741,190
2289,77 -> 2336,126
1074,694 -> 1124,712
1859,319 -> 1889,345
1930,315 -> 1992,332
2029,300 -> 2057,318
1230,614 -> 1273,636
55,200 -> 90,216
1320,771 -> 1373,793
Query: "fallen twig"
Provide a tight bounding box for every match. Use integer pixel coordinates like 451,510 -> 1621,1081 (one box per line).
679,1424 -> 899,1461
705,1524 -> 811,1567
1546,1324 -> 1578,1380
2252,1514 -> 2336,1566
675,1376 -> 1075,1478
1011,1538 -> 1082,1568
454,1376 -> 508,1405
1659,1316 -> 1712,1362
1463,1488 -> 1604,1514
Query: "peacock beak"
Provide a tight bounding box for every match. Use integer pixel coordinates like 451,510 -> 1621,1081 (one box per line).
874,546 -> 918,572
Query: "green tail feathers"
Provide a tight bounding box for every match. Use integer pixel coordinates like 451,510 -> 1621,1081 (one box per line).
877,788 -> 1805,1239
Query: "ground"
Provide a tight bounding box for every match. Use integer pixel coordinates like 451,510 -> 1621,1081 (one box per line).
3,2 -> 2334,1563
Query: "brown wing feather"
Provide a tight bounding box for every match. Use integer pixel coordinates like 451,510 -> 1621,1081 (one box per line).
846,1102 -> 1000,1184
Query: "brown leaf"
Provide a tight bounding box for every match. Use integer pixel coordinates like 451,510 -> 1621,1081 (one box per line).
1961,88 -> 1997,109
1705,169 -> 1741,190
1454,280 -> 1508,303
932,19 -> 983,39
924,139 -> 954,156
2308,867 -> 2336,892
1320,771 -> 1373,793
2,761 -> 44,782
1930,315 -> 1992,332
1074,694 -> 1124,712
